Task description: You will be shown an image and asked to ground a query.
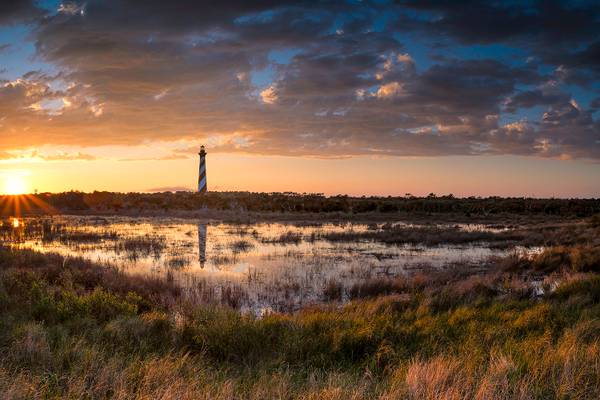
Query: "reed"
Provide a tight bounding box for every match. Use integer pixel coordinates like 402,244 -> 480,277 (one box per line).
0,242 -> 599,398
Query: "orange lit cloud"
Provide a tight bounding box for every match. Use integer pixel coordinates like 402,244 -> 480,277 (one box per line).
0,1 -> 596,161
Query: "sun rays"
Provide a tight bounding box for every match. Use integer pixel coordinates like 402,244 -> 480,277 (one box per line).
0,171 -> 53,218
0,194 -> 58,218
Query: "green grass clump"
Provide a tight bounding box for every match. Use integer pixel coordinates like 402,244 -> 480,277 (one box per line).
0,245 -> 599,399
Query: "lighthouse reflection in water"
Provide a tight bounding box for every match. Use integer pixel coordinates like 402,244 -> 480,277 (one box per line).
198,222 -> 207,268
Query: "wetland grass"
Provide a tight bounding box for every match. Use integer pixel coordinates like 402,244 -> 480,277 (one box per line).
317,224 -> 526,247
0,233 -> 599,398
228,239 -> 254,254
113,235 -> 167,259
260,230 -> 303,244
0,215 -> 598,398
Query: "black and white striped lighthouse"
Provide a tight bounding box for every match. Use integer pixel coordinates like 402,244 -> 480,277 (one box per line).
198,146 -> 207,193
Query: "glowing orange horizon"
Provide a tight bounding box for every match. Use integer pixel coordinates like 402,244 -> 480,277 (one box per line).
2,152 -> 599,198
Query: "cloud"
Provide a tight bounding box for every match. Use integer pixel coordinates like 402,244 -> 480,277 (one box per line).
0,148 -> 96,161
118,154 -> 189,162
36,151 -> 96,161
57,2 -> 85,16
0,151 -> 14,160
395,1 -> 600,47
376,82 -> 404,99
504,89 -> 572,113
260,85 -> 278,104
394,1 -> 600,80
568,41 -> 600,72
0,0 -> 44,25
0,0 -> 597,161
146,186 -> 192,193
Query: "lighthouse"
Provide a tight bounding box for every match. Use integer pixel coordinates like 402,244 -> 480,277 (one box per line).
198,145 -> 207,193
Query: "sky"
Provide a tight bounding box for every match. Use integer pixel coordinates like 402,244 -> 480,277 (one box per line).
0,0 -> 599,197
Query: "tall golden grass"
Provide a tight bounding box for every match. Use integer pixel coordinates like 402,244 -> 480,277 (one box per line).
0,236 -> 599,399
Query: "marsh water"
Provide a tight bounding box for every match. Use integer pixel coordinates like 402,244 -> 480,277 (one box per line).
3,215 -> 538,313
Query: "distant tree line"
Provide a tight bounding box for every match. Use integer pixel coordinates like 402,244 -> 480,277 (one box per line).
2,191 -> 599,217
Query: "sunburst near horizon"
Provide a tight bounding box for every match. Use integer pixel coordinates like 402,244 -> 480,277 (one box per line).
2,173 -> 29,195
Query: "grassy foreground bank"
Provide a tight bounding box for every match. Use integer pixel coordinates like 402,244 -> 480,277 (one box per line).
0,243 -> 599,399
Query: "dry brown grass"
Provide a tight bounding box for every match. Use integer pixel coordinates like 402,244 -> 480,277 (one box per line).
1,239 -> 600,399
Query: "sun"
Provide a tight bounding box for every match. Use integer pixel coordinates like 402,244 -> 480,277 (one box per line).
3,174 -> 29,195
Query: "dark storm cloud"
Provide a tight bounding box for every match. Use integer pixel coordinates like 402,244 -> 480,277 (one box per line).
275,31 -> 403,99
0,0 -> 599,160
408,60 -> 539,115
504,90 -> 572,113
542,102 -> 593,126
569,41 -> 600,72
394,0 -> 600,46
0,0 -> 43,25
394,1 -> 600,78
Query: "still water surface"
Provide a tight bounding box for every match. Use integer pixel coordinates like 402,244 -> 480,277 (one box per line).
4,215 -> 536,313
